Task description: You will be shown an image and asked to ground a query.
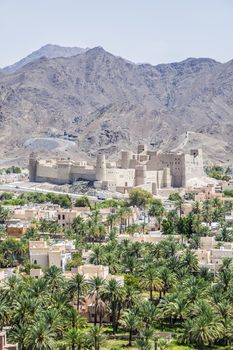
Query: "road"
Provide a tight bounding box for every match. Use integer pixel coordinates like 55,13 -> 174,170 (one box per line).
0,182 -> 128,201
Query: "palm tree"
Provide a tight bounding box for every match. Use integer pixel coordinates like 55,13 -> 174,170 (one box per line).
149,202 -> 164,230
192,201 -> 201,215
26,319 -> 56,350
88,325 -> 106,350
202,199 -> 213,225
96,299 -> 106,327
157,338 -> 169,350
140,266 -> 162,300
180,310 -> 224,348
159,267 -> 176,298
89,245 -> 104,265
0,205 -> 10,223
67,273 -> 87,310
103,253 -> 119,275
123,284 -> 140,308
101,279 -> 124,333
44,266 -> 64,294
180,249 -> 199,272
8,322 -> 28,350
0,301 -> 8,330
136,338 -> 151,350
156,293 -> 189,325
65,307 -> 87,331
64,328 -> 87,350
217,268 -> 233,292
107,213 -> 119,232
88,276 -> 105,325
174,197 -> 184,219
117,207 -> 129,233
72,216 -> 87,238
120,309 -> 139,346
138,301 -> 157,330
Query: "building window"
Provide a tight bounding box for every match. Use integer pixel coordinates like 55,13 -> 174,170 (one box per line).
34,260 -> 37,265
58,214 -> 61,220
62,215 -> 65,220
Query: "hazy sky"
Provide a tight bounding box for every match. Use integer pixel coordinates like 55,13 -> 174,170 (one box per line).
1,0 -> 233,67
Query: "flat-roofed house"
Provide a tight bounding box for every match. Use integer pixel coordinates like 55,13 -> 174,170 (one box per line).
0,331 -> 18,350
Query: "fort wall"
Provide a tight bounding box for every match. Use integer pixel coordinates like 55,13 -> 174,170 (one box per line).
29,145 -> 204,193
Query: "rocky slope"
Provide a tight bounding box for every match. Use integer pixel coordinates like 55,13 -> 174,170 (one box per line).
2,44 -> 88,74
0,46 -> 233,165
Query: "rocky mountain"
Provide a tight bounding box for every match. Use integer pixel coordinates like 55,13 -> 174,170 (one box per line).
2,44 -> 88,74
0,46 -> 233,165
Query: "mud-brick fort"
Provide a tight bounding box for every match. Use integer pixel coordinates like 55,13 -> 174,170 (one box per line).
29,145 -> 204,194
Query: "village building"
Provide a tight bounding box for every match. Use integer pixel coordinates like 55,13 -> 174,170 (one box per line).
29,241 -> 73,271
0,331 -> 18,350
117,231 -> 181,244
6,221 -> 32,238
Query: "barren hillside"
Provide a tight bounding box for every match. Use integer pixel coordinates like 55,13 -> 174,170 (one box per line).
0,46 -> 233,165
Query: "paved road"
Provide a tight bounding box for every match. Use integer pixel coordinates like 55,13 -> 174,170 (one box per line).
0,182 -> 128,201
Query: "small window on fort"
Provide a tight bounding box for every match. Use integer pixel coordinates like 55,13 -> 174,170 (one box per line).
62,215 -> 65,220
58,214 -> 61,220
34,260 -> 37,265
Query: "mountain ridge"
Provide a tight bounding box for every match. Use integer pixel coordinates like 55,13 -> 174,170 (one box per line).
0,45 -> 233,165
2,44 -> 89,74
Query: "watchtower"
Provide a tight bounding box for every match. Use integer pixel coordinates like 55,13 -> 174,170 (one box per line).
29,153 -> 38,182
96,154 -> 106,181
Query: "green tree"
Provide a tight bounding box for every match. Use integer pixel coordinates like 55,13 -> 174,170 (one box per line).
88,325 -> 106,350
120,309 -> 140,346
88,276 -> 105,326
101,279 -> 124,333
128,188 -> 152,209
67,273 -> 87,310
75,196 -> 91,208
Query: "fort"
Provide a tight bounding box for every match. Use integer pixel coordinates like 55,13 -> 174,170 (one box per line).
29,145 -> 204,194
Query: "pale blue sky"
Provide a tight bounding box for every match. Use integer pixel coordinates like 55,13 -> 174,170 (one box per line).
1,0 -> 233,67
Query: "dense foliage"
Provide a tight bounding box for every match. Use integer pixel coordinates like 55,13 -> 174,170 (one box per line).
205,165 -> 231,181
1,192 -> 72,208
1,192 -> 233,349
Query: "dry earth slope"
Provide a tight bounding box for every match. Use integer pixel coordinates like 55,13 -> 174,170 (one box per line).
0,46 -> 233,164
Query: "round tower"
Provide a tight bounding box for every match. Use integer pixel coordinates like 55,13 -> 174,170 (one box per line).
163,167 -> 171,188
121,151 -> 132,169
135,165 -> 147,186
96,154 -> 106,181
29,153 -> 38,182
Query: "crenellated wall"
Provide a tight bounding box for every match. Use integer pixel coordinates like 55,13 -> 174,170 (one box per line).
29,145 -> 204,192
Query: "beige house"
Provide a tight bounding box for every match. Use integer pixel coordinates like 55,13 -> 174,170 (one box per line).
29,241 -> 72,271
67,264 -> 124,286
200,236 -> 216,250
190,184 -> 220,202
0,268 -> 16,285
57,207 -> 91,228
12,206 -> 58,222
0,331 -> 18,350
117,231 -> 181,244
195,244 -> 233,271
30,268 -> 44,278
6,221 -> 32,238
